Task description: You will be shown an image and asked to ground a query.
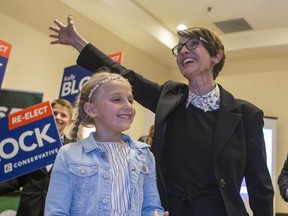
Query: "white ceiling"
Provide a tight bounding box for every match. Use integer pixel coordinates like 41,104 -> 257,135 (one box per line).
60,0 -> 288,68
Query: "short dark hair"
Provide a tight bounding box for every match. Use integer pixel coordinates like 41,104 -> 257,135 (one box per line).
177,27 -> 226,79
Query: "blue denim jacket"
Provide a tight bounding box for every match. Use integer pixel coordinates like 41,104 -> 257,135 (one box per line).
45,132 -> 164,216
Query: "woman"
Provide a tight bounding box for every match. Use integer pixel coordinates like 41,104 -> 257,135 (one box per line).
49,15 -> 274,216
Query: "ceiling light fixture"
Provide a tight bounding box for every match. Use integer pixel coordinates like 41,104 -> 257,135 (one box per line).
177,24 -> 187,31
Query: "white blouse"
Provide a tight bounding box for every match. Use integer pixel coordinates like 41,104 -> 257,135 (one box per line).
98,141 -> 131,216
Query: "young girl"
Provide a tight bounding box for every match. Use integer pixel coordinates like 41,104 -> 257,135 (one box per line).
45,70 -> 167,216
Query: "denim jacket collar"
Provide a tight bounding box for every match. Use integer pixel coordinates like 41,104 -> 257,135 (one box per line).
82,132 -> 150,153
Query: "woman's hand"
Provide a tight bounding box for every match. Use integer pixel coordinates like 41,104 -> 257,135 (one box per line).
153,210 -> 169,216
49,15 -> 88,52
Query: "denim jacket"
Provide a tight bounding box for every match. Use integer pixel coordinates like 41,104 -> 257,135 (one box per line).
45,132 -> 164,216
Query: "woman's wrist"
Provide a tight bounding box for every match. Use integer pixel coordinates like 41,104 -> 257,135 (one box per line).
73,34 -> 88,52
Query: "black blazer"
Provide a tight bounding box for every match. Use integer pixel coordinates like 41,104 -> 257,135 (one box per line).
0,136 -> 71,216
77,44 -> 274,216
278,158 -> 288,202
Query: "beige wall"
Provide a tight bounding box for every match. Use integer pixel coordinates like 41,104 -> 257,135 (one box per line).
2,0 -> 288,214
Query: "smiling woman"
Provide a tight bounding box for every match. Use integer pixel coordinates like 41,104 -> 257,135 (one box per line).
48,15 -> 273,216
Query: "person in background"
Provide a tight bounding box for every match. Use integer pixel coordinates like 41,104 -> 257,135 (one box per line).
51,98 -> 74,144
278,156 -> 288,202
138,125 -> 155,145
0,98 -> 74,216
146,124 -> 155,145
45,70 -> 168,216
49,15 -> 274,216
138,134 -> 148,143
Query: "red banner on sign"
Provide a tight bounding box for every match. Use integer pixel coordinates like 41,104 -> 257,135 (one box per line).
8,101 -> 52,130
109,52 -> 123,64
0,39 -> 12,59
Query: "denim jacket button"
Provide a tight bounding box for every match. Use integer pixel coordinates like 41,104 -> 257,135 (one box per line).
102,198 -> 109,204
103,173 -> 109,179
80,168 -> 87,175
142,166 -> 147,172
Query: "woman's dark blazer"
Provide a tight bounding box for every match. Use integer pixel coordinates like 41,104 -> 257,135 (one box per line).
77,44 -> 274,216
278,158 -> 288,202
0,136 -> 71,216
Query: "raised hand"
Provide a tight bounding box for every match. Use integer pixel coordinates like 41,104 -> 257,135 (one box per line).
49,15 -> 88,52
153,210 -> 169,216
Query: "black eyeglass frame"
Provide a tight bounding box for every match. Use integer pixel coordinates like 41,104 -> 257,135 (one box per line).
171,37 -> 209,57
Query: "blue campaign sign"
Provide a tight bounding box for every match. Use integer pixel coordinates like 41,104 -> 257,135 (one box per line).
58,52 -> 123,106
0,39 -> 12,91
0,56 -> 8,90
59,65 -> 92,105
0,101 -> 62,183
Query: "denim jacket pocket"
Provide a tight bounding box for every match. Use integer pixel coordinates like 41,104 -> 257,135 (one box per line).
68,163 -> 99,215
68,163 -> 99,197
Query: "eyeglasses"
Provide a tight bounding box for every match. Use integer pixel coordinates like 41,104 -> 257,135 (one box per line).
171,37 -> 209,56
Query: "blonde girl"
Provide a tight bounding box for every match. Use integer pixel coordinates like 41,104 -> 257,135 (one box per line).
45,70 -> 167,216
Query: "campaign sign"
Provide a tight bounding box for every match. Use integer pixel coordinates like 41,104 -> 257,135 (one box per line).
0,39 -> 12,91
59,65 -> 92,105
59,52 -> 123,105
0,101 -> 62,183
